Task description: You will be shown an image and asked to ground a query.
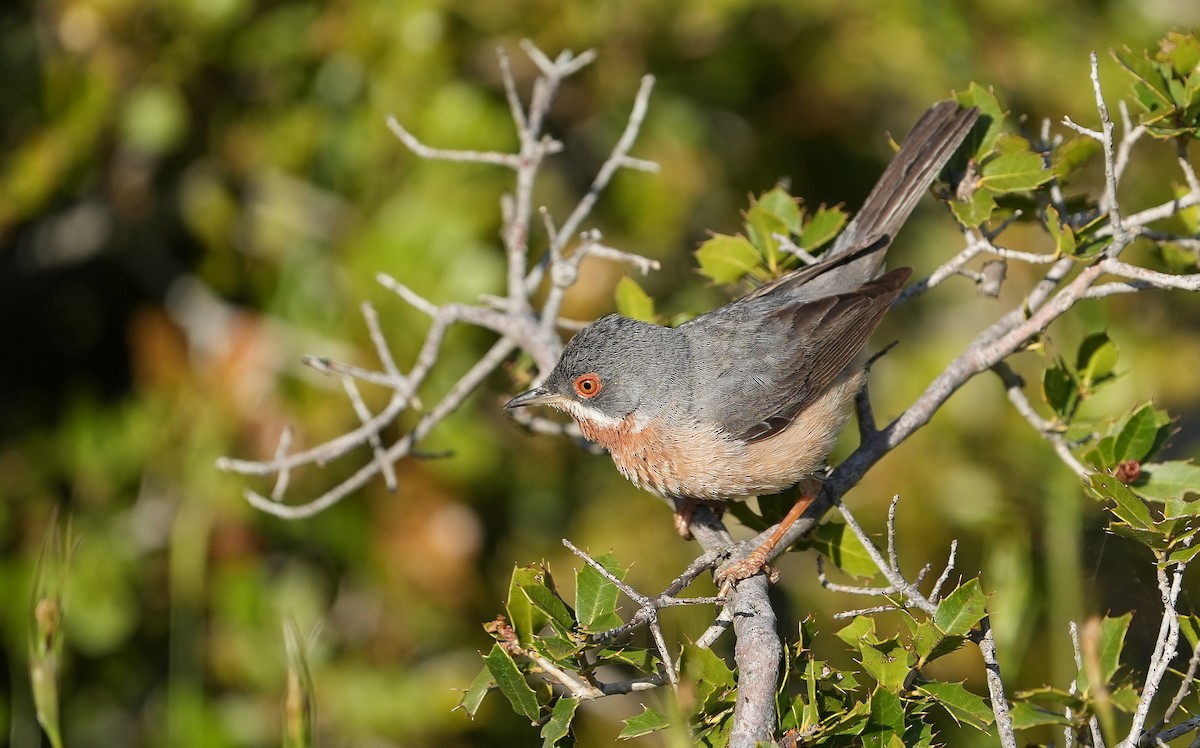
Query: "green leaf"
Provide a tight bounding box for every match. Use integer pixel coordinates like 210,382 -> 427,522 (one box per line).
979,135 -> 1051,194
1085,435 -> 1117,471
757,185 -> 803,230
954,83 -> 1007,156
1078,613 -> 1131,691
904,720 -> 936,748
798,205 -> 847,251
1013,685 -> 1085,710
862,688 -> 906,748
1042,364 -> 1079,421
837,615 -> 880,647
746,199 -> 790,268
1107,521 -> 1166,548
617,705 -> 670,739
534,635 -> 584,661
1076,332 -> 1118,388
575,552 -> 625,632
1168,541 -> 1200,565
934,579 -> 988,637
614,277 -> 656,322
916,681 -> 993,730
1113,404 -> 1172,463
522,583 -> 575,639
1113,46 -> 1174,109
1160,31 -> 1200,77
483,644 -> 541,722
1046,205 -> 1076,256
597,646 -> 657,670
1052,136 -> 1102,183
1112,683 -> 1142,713
507,566 -> 551,645
911,620 -> 966,665
1009,701 -> 1073,729
1089,474 -> 1156,531
541,697 -> 579,747
859,638 -> 913,693
950,188 -> 996,228
1138,461 -> 1200,503
808,522 -> 881,580
459,665 -> 494,717
682,644 -> 736,707
695,234 -> 763,284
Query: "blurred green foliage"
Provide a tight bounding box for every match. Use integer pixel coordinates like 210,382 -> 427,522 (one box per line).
2,0 -> 1200,746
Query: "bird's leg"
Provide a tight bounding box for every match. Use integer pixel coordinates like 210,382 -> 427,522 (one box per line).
672,497 -> 724,540
716,480 -> 820,595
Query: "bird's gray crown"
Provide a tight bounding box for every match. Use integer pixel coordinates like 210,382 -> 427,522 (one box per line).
543,314 -> 683,418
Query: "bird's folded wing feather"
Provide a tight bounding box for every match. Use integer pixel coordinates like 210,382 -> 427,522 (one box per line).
682,268 -> 911,442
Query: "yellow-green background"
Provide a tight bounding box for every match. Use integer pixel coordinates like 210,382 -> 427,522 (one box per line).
2,1 -> 1199,745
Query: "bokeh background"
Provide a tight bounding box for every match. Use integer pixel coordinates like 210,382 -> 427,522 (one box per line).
3,1 -> 1200,745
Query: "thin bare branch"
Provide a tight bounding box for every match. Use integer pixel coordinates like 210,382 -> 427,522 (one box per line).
385,115 -> 519,168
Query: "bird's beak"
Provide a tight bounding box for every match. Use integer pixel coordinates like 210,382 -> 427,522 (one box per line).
504,386 -> 562,409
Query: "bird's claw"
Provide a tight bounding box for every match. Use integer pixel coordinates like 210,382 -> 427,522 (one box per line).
715,554 -> 780,599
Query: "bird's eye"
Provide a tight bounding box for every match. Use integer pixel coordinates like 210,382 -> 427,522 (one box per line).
573,373 -> 603,399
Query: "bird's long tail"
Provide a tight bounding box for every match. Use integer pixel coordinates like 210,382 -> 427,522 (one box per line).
824,100 -> 979,287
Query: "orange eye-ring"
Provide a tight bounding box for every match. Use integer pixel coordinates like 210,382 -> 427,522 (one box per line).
573,373 -> 603,399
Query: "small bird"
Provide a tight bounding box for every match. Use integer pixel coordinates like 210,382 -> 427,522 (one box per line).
506,101 -> 978,586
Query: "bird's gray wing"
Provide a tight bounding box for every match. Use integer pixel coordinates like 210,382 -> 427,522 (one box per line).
682,268 -> 910,442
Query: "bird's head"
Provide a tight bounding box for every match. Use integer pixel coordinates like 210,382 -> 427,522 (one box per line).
505,314 -> 678,426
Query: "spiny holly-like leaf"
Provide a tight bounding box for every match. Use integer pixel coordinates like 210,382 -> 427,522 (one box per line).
459,665 -> 494,718
862,687 -> 906,748
507,565 -> 551,645
1085,435 -> 1117,471
1009,701 -> 1074,729
1076,332 -> 1118,389
1179,614 -> 1200,650
1160,30 -> 1200,74
809,521 -> 881,580
1078,613 -> 1132,692
1113,403 -> 1172,464
483,644 -> 541,722
695,234 -> 763,284
951,188 -> 996,228
979,135 -> 1051,194
757,185 -> 803,229
1167,541 -> 1200,565
859,638 -> 913,693
910,619 -> 966,666
1137,461 -> 1200,504
597,646 -> 657,670
798,205 -> 847,251
1046,205 -> 1076,255
617,705 -> 670,739
614,276 -> 655,322
837,615 -> 881,647
682,644 -> 737,707
1052,135 -> 1102,183
954,83 -> 1006,156
1042,364 -> 1079,421
934,579 -> 988,637
522,581 -> 575,638
541,697 -> 579,747
575,552 -> 626,632
533,635 -> 583,661
1113,46 -> 1174,109
1013,685 -> 1085,710
1089,474 -> 1156,532
916,681 -> 993,731
746,197 -> 791,269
